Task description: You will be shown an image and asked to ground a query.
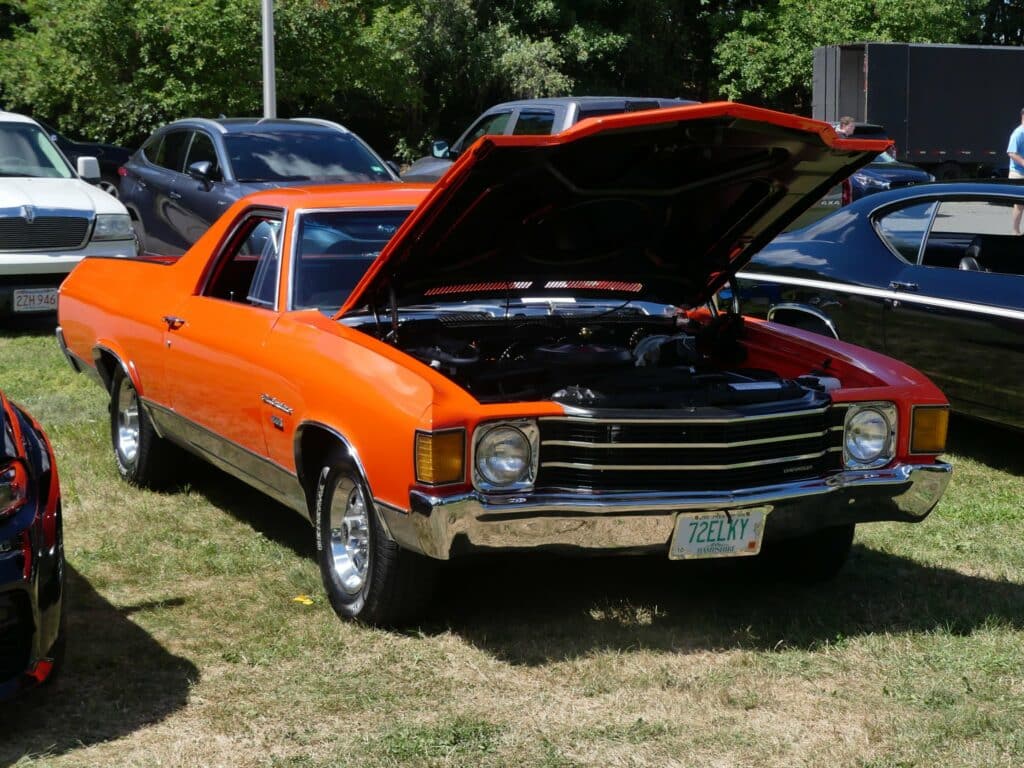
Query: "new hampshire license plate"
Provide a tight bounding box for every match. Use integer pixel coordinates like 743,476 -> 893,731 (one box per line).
669,508 -> 768,560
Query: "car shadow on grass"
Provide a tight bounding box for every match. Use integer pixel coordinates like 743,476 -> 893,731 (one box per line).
432,546 -> 1024,665
0,314 -> 58,337
947,413 -> 1024,476
0,565 -> 197,764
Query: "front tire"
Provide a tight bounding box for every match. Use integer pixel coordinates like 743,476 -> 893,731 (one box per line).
314,449 -> 436,626
109,369 -> 178,488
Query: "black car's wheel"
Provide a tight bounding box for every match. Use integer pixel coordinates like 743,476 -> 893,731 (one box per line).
130,216 -> 146,256
97,176 -> 119,198
109,369 -> 177,488
767,523 -> 855,583
314,448 -> 436,626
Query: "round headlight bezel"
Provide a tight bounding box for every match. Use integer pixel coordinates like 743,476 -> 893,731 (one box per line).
844,403 -> 896,469
472,421 -> 539,492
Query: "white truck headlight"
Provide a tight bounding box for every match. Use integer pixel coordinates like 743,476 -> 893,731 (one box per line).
473,421 -> 539,491
92,213 -> 133,241
844,403 -> 896,468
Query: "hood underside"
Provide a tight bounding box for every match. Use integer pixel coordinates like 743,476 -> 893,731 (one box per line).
339,102 -> 886,315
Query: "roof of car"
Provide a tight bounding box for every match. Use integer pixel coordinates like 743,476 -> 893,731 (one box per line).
226,182 -> 433,210
0,111 -> 41,125
161,117 -> 352,135
484,96 -> 694,110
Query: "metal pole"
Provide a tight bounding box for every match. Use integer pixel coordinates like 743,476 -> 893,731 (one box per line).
261,0 -> 276,118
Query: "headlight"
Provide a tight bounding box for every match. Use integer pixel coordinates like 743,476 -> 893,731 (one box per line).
92,213 -> 133,241
844,403 -> 896,468
473,421 -> 539,491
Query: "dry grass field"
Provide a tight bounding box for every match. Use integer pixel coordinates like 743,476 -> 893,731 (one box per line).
1,323 -> 1022,767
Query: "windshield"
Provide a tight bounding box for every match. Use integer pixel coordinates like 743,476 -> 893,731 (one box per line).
0,122 -> 73,178
292,209 -> 411,311
226,131 -> 393,183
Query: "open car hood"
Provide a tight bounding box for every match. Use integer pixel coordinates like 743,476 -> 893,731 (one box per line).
338,102 -> 886,315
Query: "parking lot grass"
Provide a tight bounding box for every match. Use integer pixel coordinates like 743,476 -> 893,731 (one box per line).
1,328 -> 1022,767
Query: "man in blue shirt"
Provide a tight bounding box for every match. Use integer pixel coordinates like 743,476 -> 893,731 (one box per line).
1007,108 -> 1024,234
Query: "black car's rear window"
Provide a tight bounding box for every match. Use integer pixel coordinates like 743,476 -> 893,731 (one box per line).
225,131 -> 392,183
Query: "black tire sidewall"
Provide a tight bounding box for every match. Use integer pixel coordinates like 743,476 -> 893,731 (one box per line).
314,460 -> 375,619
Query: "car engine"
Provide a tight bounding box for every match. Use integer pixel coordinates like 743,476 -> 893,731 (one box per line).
384,312 -> 839,407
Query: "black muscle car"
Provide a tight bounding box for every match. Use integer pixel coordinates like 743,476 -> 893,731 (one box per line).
737,181 -> 1024,429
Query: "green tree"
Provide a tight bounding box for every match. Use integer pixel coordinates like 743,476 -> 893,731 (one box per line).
715,0 -> 982,112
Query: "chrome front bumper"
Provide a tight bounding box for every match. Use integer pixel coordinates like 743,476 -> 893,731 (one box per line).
378,462 -> 952,560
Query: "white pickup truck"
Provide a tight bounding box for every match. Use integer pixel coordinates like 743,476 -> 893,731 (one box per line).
1,111 -> 135,315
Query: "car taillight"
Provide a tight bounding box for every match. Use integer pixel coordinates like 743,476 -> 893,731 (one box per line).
117,165 -> 128,177
0,461 -> 28,519
841,178 -> 852,206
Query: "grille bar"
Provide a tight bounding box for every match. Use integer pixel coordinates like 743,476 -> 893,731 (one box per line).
0,216 -> 91,251
541,406 -> 831,425
542,449 -> 831,472
542,429 -> 830,450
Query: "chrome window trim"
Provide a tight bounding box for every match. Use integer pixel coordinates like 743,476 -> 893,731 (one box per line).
738,271 -> 1024,323
286,206 -> 415,312
198,205 -> 286,312
766,302 -> 840,339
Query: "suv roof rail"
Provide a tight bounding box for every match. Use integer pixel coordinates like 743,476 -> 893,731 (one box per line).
171,117 -> 228,134
292,117 -> 350,134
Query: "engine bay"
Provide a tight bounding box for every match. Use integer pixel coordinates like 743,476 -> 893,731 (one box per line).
365,311 -> 840,408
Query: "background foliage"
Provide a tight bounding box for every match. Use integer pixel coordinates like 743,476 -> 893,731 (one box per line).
0,0 -> 1022,158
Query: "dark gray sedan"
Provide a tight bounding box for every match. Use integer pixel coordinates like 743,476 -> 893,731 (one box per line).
120,117 -> 398,256
402,96 -> 693,183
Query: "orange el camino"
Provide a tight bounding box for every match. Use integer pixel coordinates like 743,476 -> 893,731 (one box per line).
56,103 -> 952,625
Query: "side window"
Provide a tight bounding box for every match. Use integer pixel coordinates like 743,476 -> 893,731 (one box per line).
922,199 -> 1023,275
513,110 -> 556,136
184,132 -> 221,180
204,215 -> 283,307
156,130 -> 191,173
875,201 -> 937,263
140,135 -> 164,165
456,111 -> 513,152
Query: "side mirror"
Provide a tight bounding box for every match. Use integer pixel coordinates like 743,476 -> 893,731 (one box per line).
77,156 -> 100,182
187,160 -> 214,186
430,140 -> 450,160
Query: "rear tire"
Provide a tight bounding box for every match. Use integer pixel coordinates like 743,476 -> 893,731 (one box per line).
313,448 -> 436,626
109,368 -> 178,488
767,524 -> 855,583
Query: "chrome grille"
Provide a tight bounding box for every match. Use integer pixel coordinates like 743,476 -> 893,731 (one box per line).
537,404 -> 846,492
0,216 -> 90,251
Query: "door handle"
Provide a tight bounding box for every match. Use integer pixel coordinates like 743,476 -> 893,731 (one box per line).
168,190 -> 182,200
888,280 -> 919,292
162,315 -> 186,330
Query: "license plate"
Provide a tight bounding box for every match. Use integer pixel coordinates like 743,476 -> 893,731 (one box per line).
669,508 -> 768,560
13,287 -> 58,313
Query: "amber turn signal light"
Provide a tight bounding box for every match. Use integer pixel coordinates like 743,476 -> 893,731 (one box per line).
415,430 -> 465,485
911,407 -> 949,454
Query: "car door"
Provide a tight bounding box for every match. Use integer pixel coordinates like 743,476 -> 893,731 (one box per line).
883,195 -> 1024,427
171,130 -> 231,248
161,210 -> 293,493
136,129 -> 192,254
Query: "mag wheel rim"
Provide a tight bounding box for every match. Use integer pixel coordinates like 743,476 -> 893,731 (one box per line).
329,477 -> 370,594
116,377 -> 140,464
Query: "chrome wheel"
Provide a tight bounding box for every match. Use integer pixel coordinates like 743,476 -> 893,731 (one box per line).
328,477 -> 370,594
97,179 -> 119,198
116,376 -> 140,465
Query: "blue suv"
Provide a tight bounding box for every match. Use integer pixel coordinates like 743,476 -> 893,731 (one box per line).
120,117 -> 399,256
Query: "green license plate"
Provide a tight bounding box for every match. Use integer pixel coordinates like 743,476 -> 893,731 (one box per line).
669,508 -> 768,560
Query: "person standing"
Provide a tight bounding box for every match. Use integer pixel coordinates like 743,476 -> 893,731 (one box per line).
1007,108 -> 1024,235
